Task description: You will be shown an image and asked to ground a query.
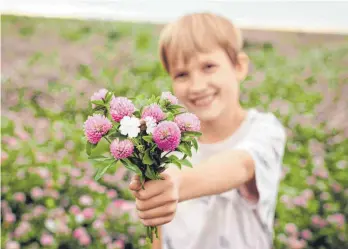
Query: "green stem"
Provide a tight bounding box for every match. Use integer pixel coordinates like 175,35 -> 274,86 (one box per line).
162,151 -> 171,158
104,137 -> 111,144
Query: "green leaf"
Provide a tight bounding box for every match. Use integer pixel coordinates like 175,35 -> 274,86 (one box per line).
142,150 -> 153,165
167,112 -> 174,121
143,135 -> 153,143
177,144 -> 189,156
183,143 -> 192,157
171,160 -> 182,169
179,158 -> 192,168
168,104 -> 184,110
145,165 -> 157,180
86,141 -> 97,156
120,158 -> 142,175
133,110 -> 140,117
91,100 -> 104,106
94,160 -> 116,181
166,154 -> 180,162
89,155 -> 115,163
183,131 -> 202,137
192,139 -> 198,151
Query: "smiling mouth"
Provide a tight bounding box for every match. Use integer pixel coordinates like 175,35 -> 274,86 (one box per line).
191,93 -> 216,107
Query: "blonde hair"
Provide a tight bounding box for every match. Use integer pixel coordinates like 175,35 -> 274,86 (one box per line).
158,12 -> 244,73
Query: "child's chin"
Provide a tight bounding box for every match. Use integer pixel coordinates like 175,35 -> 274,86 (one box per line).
196,110 -> 222,123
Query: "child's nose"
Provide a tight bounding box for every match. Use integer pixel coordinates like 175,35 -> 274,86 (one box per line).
189,73 -> 209,93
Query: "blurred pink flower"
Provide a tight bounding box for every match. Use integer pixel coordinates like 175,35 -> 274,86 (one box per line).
293,196 -> 307,207
22,213 -> 32,221
84,114 -> 112,144
302,189 -> 313,199
14,221 -> 32,238
15,128 -> 30,140
14,192 -> 26,203
281,166 -> 290,179
71,168 -> 81,178
328,213 -> 345,228
301,229 -> 312,240
73,227 -> 87,239
285,223 -> 298,235
5,241 -> 20,249
37,168 -> 51,179
306,176 -> 316,186
5,213 -> 16,223
320,192 -> 330,201
313,167 -> 328,179
33,205 -> 46,217
114,239 -> 125,249
287,237 -> 307,249
102,236 -> 112,244
138,238 -> 146,246
40,233 -> 54,246
1,151 -> 8,162
79,235 -> 91,246
69,205 -> 81,215
79,195 -> 93,206
82,207 -> 95,220
331,182 -> 342,193
311,215 -> 327,228
107,189 -> 117,199
92,219 -> 104,230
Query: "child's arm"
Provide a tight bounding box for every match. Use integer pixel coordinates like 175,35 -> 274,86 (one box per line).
129,149 -> 256,227
175,149 -> 255,202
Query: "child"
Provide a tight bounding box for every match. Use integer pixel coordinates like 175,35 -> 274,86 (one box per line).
129,12 -> 286,249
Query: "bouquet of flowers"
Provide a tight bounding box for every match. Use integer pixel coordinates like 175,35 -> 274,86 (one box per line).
83,89 -> 201,242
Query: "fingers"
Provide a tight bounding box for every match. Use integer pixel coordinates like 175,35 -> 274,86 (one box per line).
136,190 -> 178,211
137,202 -> 176,220
129,175 -> 141,191
133,179 -> 167,200
140,214 -> 175,227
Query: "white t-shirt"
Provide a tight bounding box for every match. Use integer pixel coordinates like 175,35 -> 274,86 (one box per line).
161,108 -> 287,249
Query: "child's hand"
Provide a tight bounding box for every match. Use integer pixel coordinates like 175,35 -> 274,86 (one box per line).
129,168 -> 181,226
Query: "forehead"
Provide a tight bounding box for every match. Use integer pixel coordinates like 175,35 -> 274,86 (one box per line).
169,47 -> 225,71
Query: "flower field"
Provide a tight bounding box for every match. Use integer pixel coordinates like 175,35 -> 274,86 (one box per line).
1,15 -> 348,249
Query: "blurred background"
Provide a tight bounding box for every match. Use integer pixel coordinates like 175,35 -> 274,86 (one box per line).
1,1 -> 348,249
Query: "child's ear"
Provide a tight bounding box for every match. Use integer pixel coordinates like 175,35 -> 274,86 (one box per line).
235,52 -> 249,82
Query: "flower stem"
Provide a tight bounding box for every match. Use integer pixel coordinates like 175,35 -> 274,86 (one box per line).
162,151 -> 171,158
104,137 -> 111,144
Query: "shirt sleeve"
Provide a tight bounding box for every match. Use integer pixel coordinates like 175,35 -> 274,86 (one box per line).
219,112 -> 287,212
236,113 -> 286,206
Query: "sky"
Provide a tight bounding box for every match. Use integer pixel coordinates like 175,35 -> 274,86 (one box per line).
1,0 -> 348,34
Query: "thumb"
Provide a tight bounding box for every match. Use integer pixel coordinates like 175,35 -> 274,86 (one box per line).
129,175 -> 142,191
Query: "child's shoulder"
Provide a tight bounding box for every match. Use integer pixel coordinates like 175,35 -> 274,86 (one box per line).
246,108 -> 287,139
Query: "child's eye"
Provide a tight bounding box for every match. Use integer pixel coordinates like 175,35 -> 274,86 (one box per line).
203,64 -> 216,72
175,72 -> 188,79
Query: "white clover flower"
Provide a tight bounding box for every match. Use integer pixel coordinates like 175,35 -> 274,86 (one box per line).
75,214 -> 85,223
144,116 -> 157,134
45,219 -> 56,232
119,116 -> 141,138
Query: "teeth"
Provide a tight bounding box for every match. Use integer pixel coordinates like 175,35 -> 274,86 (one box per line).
194,95 -> 214,107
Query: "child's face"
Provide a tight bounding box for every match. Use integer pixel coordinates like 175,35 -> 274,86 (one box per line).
169,47 -> 248,123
